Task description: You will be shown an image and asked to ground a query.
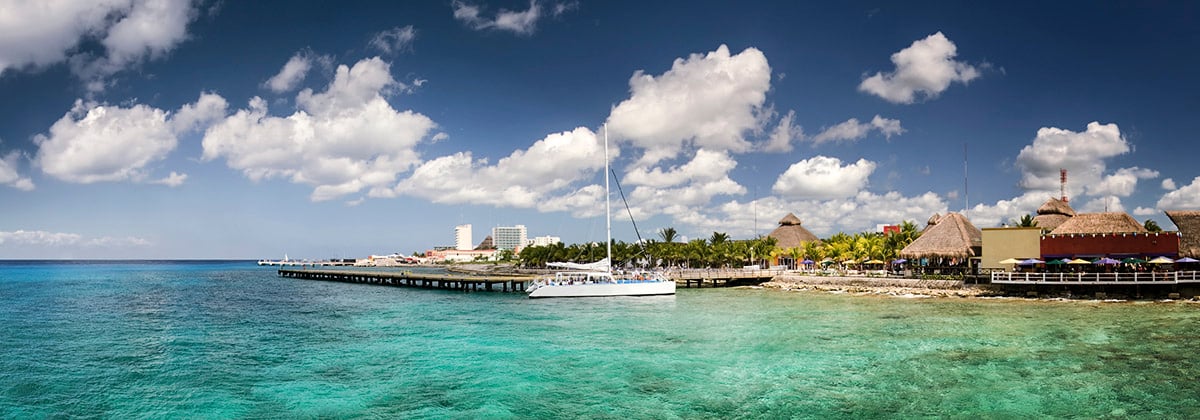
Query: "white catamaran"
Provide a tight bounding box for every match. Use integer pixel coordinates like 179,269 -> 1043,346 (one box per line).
526,125 -> 676,298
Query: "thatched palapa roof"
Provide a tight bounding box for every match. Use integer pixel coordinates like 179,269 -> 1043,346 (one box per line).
1166,210 -> 1200,258
1048,212 -> 1146,235
768,212 -> 819,249
1037,197 -> 1076,216
900,213 -> 982,259
922,213 -> 942,233
1032,197 -> 1075,231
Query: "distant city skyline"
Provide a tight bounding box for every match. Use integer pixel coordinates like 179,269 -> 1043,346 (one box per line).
2,1 -> 1199,258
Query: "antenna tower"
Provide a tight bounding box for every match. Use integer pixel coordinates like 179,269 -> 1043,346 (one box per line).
1060,169 -> 1068,203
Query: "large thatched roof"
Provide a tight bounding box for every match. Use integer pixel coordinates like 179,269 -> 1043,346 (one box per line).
1032,214 -> 1071,231
1049,212 -> 1146,235
900,213 -> 982,259
1167,210 -> 1200,258
1033,197 -> 1075,231
768,212 -> 819,248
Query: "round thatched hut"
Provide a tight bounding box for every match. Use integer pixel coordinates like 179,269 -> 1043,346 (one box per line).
1032,197 -> 1075,231
767,212 -> 819,249
900,212 -> 982,261
1167,210 -> 1200,258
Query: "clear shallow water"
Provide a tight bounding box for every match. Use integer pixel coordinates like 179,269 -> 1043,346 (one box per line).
3,262 -> 1200,418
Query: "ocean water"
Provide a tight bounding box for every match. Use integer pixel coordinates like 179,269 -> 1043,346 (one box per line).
3,261 -> 1200,418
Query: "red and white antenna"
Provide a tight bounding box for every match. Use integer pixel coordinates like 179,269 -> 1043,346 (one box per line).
1060,169 -> 1068,203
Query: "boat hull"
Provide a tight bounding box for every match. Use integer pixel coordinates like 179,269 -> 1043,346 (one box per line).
527,281 -> 676,298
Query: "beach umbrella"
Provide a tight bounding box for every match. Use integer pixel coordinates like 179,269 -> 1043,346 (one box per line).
1018,258 -> 1045,265
1094,257 -> 1121,265
864,259 -> 885,265
842,259 -> 858,265
1149,256 -> 1175,264
892,258 -> 907,265
1046,259 -> 1068,265
1068,258 -> 1092,265
1121,257 -> 1147,264
998,258 -> 1021,265
801,259 -> 815,265
820,258 -> 835,266
1176,257 -> 1199,263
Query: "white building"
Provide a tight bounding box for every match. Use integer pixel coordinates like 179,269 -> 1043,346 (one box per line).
455,224 -> 473,251
427,248 -> 497,263
492,225 -> 528,252
528,235 -> 562,247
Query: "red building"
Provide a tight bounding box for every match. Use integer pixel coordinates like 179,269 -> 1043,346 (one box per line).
1040,232 -> 1180,259
1036,212 -> 1178,259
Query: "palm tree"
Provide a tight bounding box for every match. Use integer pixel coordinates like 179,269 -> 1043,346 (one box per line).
1145,219 -> 1163,232
709,231 -> 729,245
659,227 -> 679,243
1014,214 -> 1038,227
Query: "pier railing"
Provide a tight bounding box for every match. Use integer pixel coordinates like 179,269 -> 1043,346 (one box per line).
991,271 -> 1200,285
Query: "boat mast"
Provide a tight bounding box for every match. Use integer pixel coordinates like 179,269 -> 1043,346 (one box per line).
604,124 -> 612,272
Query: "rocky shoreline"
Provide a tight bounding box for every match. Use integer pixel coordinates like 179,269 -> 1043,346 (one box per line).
761,274 -> 999,298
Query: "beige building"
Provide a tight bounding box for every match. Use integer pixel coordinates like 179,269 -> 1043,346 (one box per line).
980,227 -> 1042,272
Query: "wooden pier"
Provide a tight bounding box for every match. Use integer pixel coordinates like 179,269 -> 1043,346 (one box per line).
670,269 -> 783,288
278,268 -> 534,292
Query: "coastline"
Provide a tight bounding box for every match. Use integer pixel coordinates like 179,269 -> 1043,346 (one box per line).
761,274 -> 996,298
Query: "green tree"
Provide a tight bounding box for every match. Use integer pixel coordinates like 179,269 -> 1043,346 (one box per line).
1145,219 -> 1163,232
1013,214 -> 1038,227
658,227 -> 679,243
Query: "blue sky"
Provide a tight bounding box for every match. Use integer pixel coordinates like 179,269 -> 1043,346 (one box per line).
2,1 -> 1199,259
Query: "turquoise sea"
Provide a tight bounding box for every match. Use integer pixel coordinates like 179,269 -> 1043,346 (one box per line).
3,261 -> 1200,418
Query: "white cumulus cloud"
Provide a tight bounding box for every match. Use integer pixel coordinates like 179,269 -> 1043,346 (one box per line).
152,171 -> 187,187
858,32 -> 980,104
393,127 -> 605,210
966,191 -> 1060,228
265,54 -> 313,93
0,151 -> 35,191
620,150 -> 747,221
452,0 -> 542,35
0,0 -> 200,90
606,44 -> 771,165
762,110 -> 803,153
1091,167 -> 1158,197
170,92 -> 229,133
36,101 -> 172,184
673,192 -> 947,239
33,93 -> 219,186
1163,178 -> 1177,190
1157,176 -> 1200,210
968,122 -> 1162,227
203,57 -> 437,202
773,156 -> 876,200
1133,207 -> 1158,216
370,25 -> 417,54
1016,122 -> 1133,196
810,115 -> 904,145
1080,196 -> 1125,213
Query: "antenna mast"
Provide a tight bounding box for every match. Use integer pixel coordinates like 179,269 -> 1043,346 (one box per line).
1060,169 -> 1069,203
963,143 -> 969,217
604,124 -> 612,271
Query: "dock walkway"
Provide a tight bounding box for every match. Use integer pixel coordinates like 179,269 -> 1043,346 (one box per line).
278,268 -> 534,292
991,270 -> 1200,285
669,269 -> 783,288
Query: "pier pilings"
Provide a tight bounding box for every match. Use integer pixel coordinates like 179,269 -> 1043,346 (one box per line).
278,269 -> 531,293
